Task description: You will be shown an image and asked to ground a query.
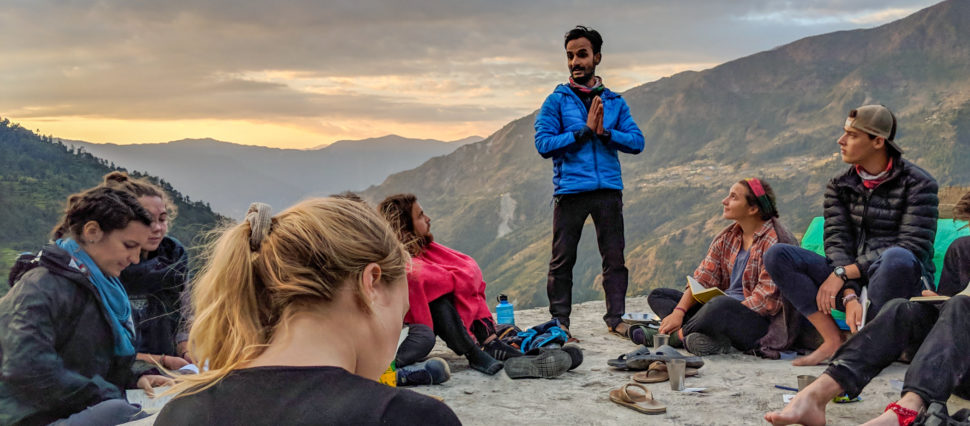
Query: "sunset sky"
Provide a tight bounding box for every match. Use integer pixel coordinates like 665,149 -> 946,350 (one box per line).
0,0 -> 939,149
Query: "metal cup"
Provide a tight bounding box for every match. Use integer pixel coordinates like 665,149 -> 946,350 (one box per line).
653,333 -> 669,348
668,359 -> 687,391
797,374 -> 817,391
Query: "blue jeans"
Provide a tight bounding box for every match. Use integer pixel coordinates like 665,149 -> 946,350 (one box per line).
764,244 -> 923,318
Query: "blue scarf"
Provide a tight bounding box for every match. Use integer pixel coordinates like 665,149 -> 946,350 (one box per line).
56,238 -> 136,356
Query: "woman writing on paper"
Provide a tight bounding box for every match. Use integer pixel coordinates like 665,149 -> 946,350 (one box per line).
648,178 -> 798,356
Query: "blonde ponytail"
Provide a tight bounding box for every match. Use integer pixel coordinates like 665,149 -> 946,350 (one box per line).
167,197 -> 408,396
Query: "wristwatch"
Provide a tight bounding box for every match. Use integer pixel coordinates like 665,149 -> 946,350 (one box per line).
834,266 -> 848,281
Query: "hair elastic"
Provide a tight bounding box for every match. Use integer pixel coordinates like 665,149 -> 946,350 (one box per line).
246,202 -> 273,251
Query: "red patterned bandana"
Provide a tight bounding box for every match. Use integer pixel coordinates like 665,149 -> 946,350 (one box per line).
855,158 -> 894,189
569,76 -> 604,95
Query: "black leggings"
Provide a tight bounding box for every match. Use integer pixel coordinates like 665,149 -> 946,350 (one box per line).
428,296 -> 486,356
395,323 -> 435,367
394,307 -> 497,367
648,288 -> 770,351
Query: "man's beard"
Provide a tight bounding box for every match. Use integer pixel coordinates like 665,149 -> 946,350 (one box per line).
572,67 -> 595,85
417,233 -> 434,249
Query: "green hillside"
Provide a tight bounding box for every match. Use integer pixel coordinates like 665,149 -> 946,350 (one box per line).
364,0 -> 970,310
0,118 -> 227,296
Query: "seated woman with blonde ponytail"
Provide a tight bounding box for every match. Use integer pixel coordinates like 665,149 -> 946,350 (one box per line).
156,199 -> 460,425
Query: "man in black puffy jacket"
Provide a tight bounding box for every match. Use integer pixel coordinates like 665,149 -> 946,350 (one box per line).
765,104 -> 939,366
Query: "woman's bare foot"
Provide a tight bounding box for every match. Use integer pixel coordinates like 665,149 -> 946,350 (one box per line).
764,374 -> 843,425
794,311 -> 843,366
860,393 -> 925,426
792,341 -> 839,366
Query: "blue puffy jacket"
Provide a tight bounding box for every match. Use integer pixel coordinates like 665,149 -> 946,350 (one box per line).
534,84 -> 644,195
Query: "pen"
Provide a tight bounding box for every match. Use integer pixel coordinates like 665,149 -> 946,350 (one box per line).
774,385 -> 799,392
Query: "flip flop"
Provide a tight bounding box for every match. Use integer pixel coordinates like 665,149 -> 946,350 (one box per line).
632,361 -> 699,383
607,345 -> 651,369
609,383 -> 667,415
626,344 -> 705,370
631,361 -> 668,383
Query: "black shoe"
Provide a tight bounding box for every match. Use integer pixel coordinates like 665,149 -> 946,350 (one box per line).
466,349 -> 503,375
396,357 -> 451,386
504,349 -> 572,379
629,325 -> 657,346
560,343 -> 583,370
684,332 -> 731,356
483,339 -> 523,361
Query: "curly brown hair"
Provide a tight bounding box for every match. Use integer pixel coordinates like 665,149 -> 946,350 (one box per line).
377,193 -> 430,256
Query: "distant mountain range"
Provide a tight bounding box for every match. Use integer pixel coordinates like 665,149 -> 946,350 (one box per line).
69,134 -> 481,217
364,0 -> 970,310
0,119 -> 226,296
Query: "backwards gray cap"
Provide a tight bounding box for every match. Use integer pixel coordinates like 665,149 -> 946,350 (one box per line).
845,105 -> 902,154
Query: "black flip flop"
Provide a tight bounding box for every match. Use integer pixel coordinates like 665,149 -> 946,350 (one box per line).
607,345 -> 652,369
626,344 -> 705,369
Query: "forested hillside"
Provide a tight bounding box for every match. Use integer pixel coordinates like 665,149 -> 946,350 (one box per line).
0,118 -> 227,296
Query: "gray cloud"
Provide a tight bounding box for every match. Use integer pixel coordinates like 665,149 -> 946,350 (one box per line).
0,0 -> 940,129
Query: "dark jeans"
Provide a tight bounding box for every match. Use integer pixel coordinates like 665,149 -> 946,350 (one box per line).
547,189 -> 628,328
395,323 -> 435,367
647,288 -> 770,351
825,296 -> 970,403
764,244 -> 923,318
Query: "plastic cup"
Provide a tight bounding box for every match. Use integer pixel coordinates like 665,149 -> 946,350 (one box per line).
668,359 -> 687,391
653,333 -> 669,348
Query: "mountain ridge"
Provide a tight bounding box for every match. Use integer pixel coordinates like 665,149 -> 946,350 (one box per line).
363,0 -> 970,309
70,134 -> 483,217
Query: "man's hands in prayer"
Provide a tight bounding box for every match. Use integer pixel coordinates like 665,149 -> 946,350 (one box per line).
586,96 -> 604,135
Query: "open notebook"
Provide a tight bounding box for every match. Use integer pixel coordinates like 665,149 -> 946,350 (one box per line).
687,275 -> 726,304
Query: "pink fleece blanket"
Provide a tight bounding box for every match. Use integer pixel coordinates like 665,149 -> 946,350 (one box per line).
405,242 -> 494,336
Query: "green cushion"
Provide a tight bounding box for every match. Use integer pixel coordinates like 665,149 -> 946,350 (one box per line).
800,217 -> 970,288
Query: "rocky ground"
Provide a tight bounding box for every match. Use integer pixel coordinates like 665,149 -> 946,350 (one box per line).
409,296 -> 968,426
127,295 -> 968,425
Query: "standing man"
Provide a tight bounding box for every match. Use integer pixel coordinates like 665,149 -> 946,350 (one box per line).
765,105 -> 939,366
534,26 -> 644,338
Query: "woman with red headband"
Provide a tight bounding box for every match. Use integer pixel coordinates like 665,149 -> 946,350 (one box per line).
648,178 -> 798,356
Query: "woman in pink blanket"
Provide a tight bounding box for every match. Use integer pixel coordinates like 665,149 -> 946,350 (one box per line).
380,194 -> 520,375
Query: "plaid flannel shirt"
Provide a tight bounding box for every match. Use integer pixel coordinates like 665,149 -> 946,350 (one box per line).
692,221 -> 783,316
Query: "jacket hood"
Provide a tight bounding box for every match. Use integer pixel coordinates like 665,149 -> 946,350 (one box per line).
35,244 -> 89,284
